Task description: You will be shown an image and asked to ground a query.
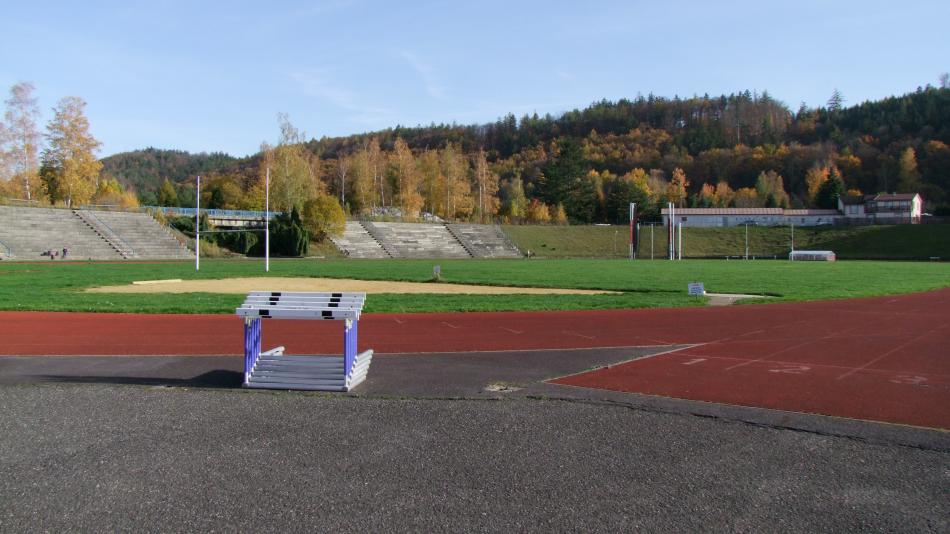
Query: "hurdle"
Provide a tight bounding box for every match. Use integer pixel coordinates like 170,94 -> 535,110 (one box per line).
235,291 -> 374,391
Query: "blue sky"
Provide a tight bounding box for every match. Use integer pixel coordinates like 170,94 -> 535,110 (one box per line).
2,0 -> 948,157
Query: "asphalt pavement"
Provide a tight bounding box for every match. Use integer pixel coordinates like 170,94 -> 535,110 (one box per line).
0,352 -> 948,532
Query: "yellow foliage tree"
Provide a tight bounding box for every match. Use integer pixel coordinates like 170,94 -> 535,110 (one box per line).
392,138 -> 423,218
42,96 -> 101,207
526,199 -> 551,223
666,167 -> 689,207
733,187 -> 759,208
302,194 -> 346,240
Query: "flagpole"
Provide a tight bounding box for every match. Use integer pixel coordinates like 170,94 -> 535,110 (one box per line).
265,167 -> 270,273
195,175 -> 200,271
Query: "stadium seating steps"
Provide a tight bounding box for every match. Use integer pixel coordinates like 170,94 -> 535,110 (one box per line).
331,220 -> 523,259
0,205 -> 190,261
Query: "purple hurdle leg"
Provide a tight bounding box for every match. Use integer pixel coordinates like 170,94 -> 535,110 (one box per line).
343,319 -> 357,377
244,318 -> 261,384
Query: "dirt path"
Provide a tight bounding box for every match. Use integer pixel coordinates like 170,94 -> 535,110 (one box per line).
87,277 -> 616,295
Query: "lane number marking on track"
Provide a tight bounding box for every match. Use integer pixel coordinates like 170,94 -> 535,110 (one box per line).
499,327 -> 524,335
768,364 -> 811,375
891,374 -> 928,385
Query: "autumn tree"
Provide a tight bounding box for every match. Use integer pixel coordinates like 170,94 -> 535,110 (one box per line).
897,147 -> 921,193
367,137 -> 385,208
41,96 -> 101,207
713,181 -> 735,207
805,164 -> 830,205
418,149 -> 442,215
302,194 -> 346,240
391,138 -> 423,218
440,142 -> 471,219
755,170 -> 790,207
692,183 -> 716,207
349,146 -> 373,213
473,148 -> 500,221
335,154 -> 349,207
501,177 -> 527,220
526,199 -> 551,223
157,178 -> 179,206
666,167 -> 689,207
261,114 -> 317,213
2,82 -> 42,200
733,187 -> 759,208
606,169 -> 652,223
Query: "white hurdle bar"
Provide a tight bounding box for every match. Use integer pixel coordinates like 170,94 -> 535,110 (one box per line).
236,291 -> 373,391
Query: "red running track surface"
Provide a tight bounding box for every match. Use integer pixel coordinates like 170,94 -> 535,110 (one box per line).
552,289 -> 950,429
1,289 -> 948,428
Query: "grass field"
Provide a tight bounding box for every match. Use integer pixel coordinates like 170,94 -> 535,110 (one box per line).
0,258 -> 947,314
503,224 -> 950,260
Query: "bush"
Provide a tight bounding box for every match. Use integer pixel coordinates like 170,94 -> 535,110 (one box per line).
250,208 -> 309,257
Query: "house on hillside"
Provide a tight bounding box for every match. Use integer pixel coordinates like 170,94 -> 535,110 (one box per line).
660,208 -> 841,227
838,193 -> 923,224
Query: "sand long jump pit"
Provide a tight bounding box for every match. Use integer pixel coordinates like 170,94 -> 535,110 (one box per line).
87,277 -> 617,295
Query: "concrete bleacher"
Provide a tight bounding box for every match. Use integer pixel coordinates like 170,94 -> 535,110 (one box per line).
330,221 -> 391,258
90,210 -> 191,259
447,224 -> 523,258
0,206 -> 123,260
362,221 -> 471,258
0,205 -> 191,260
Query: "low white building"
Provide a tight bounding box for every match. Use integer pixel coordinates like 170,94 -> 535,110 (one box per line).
661,208 -> 841,228
838,193 -> 923,224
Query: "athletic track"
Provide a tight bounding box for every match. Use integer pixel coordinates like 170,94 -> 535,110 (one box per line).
2,289 -> 948,429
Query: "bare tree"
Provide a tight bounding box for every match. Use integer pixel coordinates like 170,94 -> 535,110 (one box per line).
3,82 -> 41,200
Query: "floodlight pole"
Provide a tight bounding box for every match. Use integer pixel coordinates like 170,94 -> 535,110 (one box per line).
678,221 -> 683,260
790,223 -> 795,252
265,167 -> 270,273
745,223 -> 749,260
195,175 -> 200,271
629,202 -> 637,260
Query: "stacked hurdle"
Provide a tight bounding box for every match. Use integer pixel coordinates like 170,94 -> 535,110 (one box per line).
236,291 -> 374,391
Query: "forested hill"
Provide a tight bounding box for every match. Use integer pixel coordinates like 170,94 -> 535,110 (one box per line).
101,148 -> 248,194
101,86 -> 950,216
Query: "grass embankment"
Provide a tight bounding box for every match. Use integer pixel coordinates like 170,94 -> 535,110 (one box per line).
503,224 -> 950,260
0,258 -> 947,314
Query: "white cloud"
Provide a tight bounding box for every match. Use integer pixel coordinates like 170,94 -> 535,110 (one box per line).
398,50 -> 448,101
288,70 -> 397,129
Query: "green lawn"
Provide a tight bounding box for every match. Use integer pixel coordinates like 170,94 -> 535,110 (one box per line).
0,258 -> 947,314
503,224 -> 950,260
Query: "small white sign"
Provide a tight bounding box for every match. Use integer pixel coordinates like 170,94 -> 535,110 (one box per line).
688,282 -> 705,296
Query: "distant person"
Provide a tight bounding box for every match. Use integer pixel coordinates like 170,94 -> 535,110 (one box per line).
48,249 -> 54,260
62,247 -> 68,259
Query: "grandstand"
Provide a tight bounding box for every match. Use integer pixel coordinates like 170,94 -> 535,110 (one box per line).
0,206 -> 190,260
447,224 -> 523,258
332,221 -> 523,259
329,222 -> 391,258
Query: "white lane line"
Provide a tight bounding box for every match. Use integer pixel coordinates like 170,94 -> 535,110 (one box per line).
564,330 -> 596,340
739,329 -> 767,338
441,321 -> 460,329
499,327 -> 524,335
393,317 -> 405,324
837,323 -> 948,381
725,319 -> 888,372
